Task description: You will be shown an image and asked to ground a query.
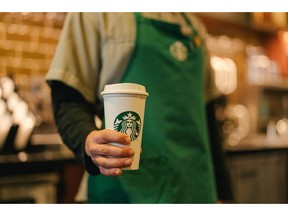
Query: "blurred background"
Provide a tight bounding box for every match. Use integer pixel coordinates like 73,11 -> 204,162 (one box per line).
0,12 -> 288,203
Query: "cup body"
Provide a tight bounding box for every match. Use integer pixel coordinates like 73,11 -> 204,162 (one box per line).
101,83 -> 148,170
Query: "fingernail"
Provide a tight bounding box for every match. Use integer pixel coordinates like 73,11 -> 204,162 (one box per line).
115,169 -> 122,175
124,159 -> 132,166
125,137 -> 131,144
129,149 -> 135,156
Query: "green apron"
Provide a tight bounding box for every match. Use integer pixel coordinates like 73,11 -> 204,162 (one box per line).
88,13 -> 217,203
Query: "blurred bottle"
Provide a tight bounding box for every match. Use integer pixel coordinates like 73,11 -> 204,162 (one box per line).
267,120 -> 277,141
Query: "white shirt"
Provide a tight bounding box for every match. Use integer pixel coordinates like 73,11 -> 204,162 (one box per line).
46,12 -> 219,104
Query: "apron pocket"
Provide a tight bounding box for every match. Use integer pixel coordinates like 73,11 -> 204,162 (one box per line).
119,155 -> 177,203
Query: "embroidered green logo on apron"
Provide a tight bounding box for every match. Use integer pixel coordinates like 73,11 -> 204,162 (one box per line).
114,111 -> 141,141
169,41 -> 188,61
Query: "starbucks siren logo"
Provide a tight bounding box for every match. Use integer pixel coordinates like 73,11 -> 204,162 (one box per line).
114,111 -> 141,141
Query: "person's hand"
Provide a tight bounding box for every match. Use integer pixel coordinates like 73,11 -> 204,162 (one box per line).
85,129 -> 134,176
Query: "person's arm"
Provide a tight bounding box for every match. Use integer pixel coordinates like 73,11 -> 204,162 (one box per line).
49,80 -> 100,175
47,13 -> 136,176
49,80 -> 135,176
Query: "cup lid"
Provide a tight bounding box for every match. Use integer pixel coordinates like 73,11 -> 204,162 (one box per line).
101,83 -> 149,96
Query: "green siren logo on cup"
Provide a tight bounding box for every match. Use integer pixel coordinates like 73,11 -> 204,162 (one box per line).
114,111 -> 141,141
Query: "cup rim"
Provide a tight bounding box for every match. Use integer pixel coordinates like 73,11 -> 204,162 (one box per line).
101,83 -> 149,96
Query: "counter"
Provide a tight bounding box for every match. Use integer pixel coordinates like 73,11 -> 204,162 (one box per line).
225,134 -> 288,152
0,133 -> 75,176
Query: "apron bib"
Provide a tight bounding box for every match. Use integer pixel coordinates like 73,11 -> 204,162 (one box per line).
88,13 -> 217,203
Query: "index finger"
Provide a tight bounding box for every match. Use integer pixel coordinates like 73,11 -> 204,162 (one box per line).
93,129 -> 131,145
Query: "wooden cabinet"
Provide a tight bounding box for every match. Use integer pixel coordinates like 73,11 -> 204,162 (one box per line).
0,144 -> 84,203
226,149 -> 288,203
0,173 -> 59,203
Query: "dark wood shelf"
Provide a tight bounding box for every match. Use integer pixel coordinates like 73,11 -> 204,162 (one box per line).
197,13 -> 287,37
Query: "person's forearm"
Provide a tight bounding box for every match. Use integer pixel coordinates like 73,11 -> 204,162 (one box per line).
49,81 -> 100,175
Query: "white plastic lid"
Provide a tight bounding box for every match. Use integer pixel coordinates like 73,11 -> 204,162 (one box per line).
101,83 -> 149,96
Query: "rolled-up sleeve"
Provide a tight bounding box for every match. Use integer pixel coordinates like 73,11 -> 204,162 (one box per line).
46,12 -> 101,103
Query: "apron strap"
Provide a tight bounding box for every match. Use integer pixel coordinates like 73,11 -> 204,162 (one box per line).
180,13 -> 198,35
180,13 -> 203,48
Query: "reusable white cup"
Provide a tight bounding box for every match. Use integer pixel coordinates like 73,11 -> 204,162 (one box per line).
101,83 -> 149,170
